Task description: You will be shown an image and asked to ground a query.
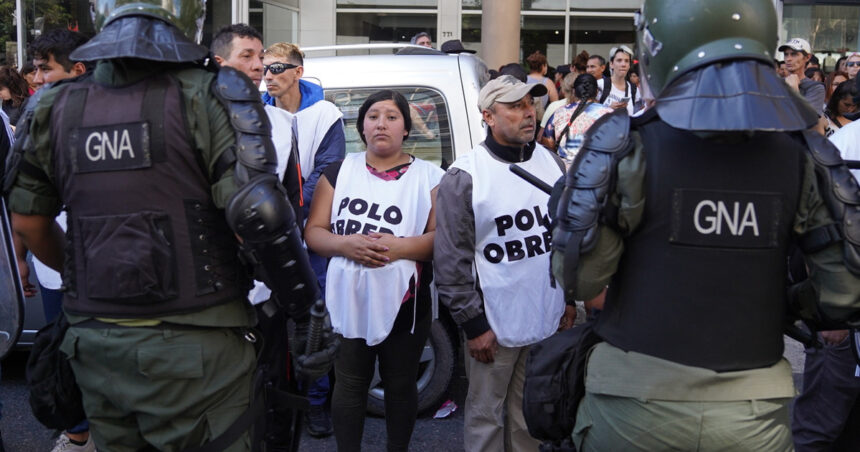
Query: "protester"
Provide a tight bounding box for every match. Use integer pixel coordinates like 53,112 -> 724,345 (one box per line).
540,72 -> 573,137
553,64 -> 570,92
777,60 -> 787,78
836,55 -> 849,74
8,2 -> 335,450
305,89 -> 443,452
826,71 -> 850,104
19,62 -> 37,94
435,75 -> 571,452
571,50 -> 589,76
823,79 -> 857,137
553,0 -> 860,449
586,55 -> 607,80
30,30 -> 88,90
525,50 -> 559,110
780,38 -> 825,115
805,67 -> 824,83
596,45 -> 640,115
14,29 -> 94,452
830,76 -> 860,181
411,32 -> 432,48
846,53 -> 860,79
260,40 -> 346,438
211,24 -> 338,445
0,66 -> 29,125
541,73 -> 612,165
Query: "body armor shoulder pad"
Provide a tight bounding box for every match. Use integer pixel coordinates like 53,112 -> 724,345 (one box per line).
552,111 -> 634,300
226,173 -> 318,320
801,130 -> 860,276
211,66 -> 277,186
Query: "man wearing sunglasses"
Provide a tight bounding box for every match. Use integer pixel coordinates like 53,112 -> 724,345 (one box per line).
780,37 -> 825,116
260,41 -> 345,439
211,26 -> 343,446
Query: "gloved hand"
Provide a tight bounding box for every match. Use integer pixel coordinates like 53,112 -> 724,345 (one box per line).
292,314 -> 340,380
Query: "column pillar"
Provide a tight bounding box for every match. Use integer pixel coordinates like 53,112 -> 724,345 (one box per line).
481,0 -> 521,70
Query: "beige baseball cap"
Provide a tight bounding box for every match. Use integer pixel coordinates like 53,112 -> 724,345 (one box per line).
478,75 -> 548,112
778,38 -> 812,54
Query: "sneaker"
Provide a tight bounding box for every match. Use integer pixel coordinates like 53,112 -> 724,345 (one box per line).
305,405 -> 333,438
51,433 -> 96,452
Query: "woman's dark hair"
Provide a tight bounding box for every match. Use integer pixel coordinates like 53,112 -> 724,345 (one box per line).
571,50 -> 589,74
804,67 -> 824,82
19,61 -> 35,77
826,79 -> 858,119
554,74 -> 598,143
825,70 -> 849,102
0,66 -> 30,108
356,90 -> 412,145
525,51 -> 548,72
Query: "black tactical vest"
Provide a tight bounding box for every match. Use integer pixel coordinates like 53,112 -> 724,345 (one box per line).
50,73 -> 250,317
596,116 -> 804,371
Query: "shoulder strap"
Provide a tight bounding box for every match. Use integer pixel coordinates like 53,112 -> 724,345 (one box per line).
599,76 -> 612,104
555,103 -> 589,148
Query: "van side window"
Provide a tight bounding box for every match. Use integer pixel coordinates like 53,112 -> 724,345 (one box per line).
325,87 -> 454,169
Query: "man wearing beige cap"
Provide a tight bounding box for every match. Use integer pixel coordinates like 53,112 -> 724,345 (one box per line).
434,75 -> 574,452
780,37 -> 825,115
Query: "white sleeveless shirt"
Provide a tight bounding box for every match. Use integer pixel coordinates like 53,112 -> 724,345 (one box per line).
326,152 -> 444,345
451,144 -> 565,347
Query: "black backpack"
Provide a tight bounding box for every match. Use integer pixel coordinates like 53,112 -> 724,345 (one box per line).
25,313 -> 86,431
522,319 -> 601,451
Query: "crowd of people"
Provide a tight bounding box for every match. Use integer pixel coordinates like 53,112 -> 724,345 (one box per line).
1,0 -> 860,451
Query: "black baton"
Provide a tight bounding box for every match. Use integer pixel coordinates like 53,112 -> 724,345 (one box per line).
510,164 -> 553,194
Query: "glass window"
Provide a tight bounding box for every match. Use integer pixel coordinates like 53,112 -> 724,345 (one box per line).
338,0 -> 437,8
324,87 -> 454,169
4,0 -> 95,67
568,16 -> 635,65
462,0 -> 565,10
783,5 -> 860,56
250,1 -> 299,45
522,16 -> 566,67
336,12 -> 437,53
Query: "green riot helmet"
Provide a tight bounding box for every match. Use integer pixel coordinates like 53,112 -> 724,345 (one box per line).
635,0 -> 778,98
91,0 -> 206,43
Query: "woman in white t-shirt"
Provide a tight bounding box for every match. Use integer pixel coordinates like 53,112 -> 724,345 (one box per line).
305,89 -> 443,452
596,45 -> 640,115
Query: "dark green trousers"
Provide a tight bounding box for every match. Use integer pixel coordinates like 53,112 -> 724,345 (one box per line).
573,392 -> 794,452
61,326 -> 256,452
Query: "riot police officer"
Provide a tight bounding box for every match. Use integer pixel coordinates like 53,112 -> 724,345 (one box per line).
552,0 -> 860,449
7,1 -> 336,450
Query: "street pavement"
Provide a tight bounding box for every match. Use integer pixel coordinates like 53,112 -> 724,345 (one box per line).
0,349 -> 467,452
1,337 -> 805,452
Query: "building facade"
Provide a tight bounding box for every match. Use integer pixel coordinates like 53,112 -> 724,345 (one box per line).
3,0 -> 859,73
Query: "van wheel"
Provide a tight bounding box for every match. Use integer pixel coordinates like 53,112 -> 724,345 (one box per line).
366,319 -> 456,416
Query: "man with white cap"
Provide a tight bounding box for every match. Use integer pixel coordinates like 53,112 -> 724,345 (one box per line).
434,75 -> 574,452
780,37 -> 825,115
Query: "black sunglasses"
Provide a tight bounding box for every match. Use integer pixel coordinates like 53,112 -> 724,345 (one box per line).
847,61 -> 860,68
263,62 -> 300,75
